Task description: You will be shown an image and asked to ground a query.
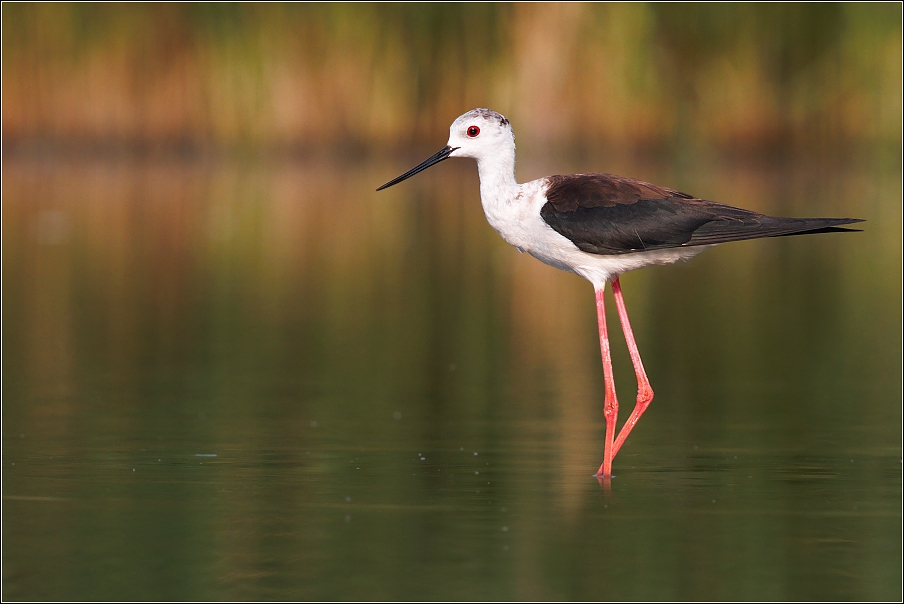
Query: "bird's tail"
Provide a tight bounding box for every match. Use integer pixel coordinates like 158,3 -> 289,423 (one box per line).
687,216 -> 864,247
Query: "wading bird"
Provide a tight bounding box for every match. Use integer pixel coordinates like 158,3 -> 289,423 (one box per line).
377,108 -> 862,479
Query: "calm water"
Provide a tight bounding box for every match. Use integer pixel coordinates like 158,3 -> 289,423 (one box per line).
2,153 -> 901,600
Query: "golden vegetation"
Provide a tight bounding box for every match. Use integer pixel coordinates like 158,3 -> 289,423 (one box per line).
3,3 -> 901,154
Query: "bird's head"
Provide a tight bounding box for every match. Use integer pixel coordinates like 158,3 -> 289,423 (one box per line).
376,108 -> 513,191
446,108 -> 514,160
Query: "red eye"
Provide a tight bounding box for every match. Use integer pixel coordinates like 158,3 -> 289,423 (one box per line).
467,126 -> 480,137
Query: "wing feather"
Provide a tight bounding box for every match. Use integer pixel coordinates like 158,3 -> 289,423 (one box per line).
540,173 -> 862,255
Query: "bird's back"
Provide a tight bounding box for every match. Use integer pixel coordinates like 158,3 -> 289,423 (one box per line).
540,173 -> 863,256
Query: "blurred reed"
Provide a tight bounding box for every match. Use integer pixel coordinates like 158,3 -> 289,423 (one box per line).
2,3 -> 901,156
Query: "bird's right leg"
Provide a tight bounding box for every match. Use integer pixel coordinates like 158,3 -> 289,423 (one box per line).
611,276 -> 654,457
594,285 -> 619,478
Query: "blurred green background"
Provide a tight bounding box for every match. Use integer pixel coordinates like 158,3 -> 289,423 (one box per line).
3,3 -> 901,601
2,3 -> 901,155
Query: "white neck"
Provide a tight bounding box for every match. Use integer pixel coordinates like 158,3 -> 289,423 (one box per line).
476,150 -> 518,205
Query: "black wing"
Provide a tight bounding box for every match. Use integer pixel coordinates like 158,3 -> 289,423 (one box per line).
540,173 -> 863,255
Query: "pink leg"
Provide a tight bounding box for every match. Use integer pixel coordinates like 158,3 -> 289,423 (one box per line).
611,276 -> 654,456
594,286 -> 619,478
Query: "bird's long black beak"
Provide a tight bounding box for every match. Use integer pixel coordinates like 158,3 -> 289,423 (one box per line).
376,145 -> 459,191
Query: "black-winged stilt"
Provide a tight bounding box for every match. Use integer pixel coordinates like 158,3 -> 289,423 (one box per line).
377,108 -> 862,479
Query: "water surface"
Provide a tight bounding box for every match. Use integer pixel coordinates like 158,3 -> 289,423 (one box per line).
3,154 -> 901,600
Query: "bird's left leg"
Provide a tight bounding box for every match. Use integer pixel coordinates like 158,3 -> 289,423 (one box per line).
594,285 -> 619,478
611,276 -> 654,456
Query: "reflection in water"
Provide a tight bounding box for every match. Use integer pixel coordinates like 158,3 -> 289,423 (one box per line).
2,156 -> 901,600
